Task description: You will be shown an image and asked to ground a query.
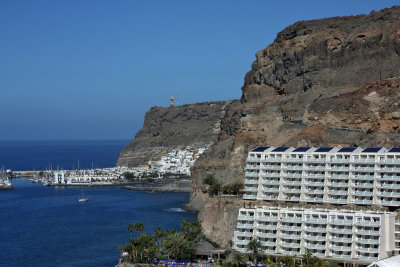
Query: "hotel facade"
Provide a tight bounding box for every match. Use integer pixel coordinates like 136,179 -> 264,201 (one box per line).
234,146 -> 400,264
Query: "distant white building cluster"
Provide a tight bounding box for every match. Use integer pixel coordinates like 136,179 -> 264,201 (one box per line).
151,147 -> 206,176
49,146 -> 207,185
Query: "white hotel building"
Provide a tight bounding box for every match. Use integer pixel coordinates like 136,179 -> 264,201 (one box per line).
234,146 -> 400,264
243,146 -> 400,206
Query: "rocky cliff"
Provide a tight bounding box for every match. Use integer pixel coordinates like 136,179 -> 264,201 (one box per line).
190,6 -> 400,246
117,101 -> 239,167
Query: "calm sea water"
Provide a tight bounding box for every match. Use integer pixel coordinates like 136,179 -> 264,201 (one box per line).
0,140 -> 129,171
0,141 -> 197,266
0,180 -> 196,267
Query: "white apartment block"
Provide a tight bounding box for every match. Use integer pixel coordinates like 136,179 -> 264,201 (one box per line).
233,206 -> 396,264
244,146 -> 400,207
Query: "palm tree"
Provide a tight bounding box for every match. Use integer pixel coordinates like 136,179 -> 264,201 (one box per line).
154,226 -> 163,250
164,232 -> 189,259
264,255 -> 276,267
247,238 -> 262,264
181,219 -> 190,236
232,251 -> 244,267
128,223 -> 134,240
133,222 -> 145,236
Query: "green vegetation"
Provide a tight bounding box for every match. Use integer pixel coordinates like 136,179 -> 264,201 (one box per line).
203,175 -> 243,197
119,219 -> 205,263
121,221 -> 340,266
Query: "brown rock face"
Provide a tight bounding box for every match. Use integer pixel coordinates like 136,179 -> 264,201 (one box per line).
117,101 -> 239,167
190,7 -> 400,246
242,7 -> 400,106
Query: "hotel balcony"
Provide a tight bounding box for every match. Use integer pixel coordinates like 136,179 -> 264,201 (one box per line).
354,191 -> 373,196
354,199 -> 373,205
381,167 -> 400,173
282,196 -> 301,202
355,238 -> 379,245
237,223 -> 254,229
330,253 -> 351,259
283,188 -> 301,194
304,226 -> 327,233
235,239 -> 251,245
329,166 -> 350,171
243,194 -> 257,200
382,200 -> 400,206
262,180 -> 280,185
329,182 -> 349,188
257,224 -> 277,231
244,187 -> 258,192
280,225 -> 302,232
304,165 -> 326,171
305,189 -> 324,194
356,247 -> 379,253
280,233 -> 301,240
247,157 -> 261,162
246,164 -> 260,170
283,172 -> 302,178
354,183 -> 374,188
329,158 -> 350,164
305,173 -> 325,179
381,159 -> 400,165
329,198 -> 348,204
307,181 -> 325,186
280,250 -> 301,256
245,172 -> 259,178
283,180 -> 302,186
377,183 -> 400,189
283,157 -> 303,163
260,241 -> 277,247
353,167 -> 375,172
305,158 -> 327,163
262,195 -> 278,201
330,219 -> 353,226
304,235 -> 326,241
379,176 -> 400,181
304,218 -> 328,224
244,179 -> 259,185
282,165 -> 303,171
357,255 -> 378,261
235,231 -> 253,237
261,172 -> 280,178
256,232 -> 276,238
280,241 -> 301,249
306,197 -> 324,203
355,229 -> 380,235
330,236 -> 352,243
353,158 -> 376,164
329,190 -> 348,196
305,244 -> 326,250
262,165 -> 282,171
330,228 -> 353,234
257,216 -> 278,222
280,217 -> 302,223
353,175 -> 375,181
263,187 -> 280,193
329,174 -> 349,180
263,157 -> 282,163
330,245 -> 352,252
237,215 -> 254,221
308,252 -> 326,258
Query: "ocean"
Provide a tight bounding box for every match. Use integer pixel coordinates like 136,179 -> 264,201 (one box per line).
0,140 -> 130,171
0,140 -> 197,267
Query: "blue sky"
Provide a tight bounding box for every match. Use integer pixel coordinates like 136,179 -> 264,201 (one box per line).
0,0 -> 398,140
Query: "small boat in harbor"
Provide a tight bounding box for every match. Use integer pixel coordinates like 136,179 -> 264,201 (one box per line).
78,185 -> 89,202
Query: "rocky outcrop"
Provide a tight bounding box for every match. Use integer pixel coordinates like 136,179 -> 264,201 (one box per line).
190,6 -> 400,246
117,101 -> 239,167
